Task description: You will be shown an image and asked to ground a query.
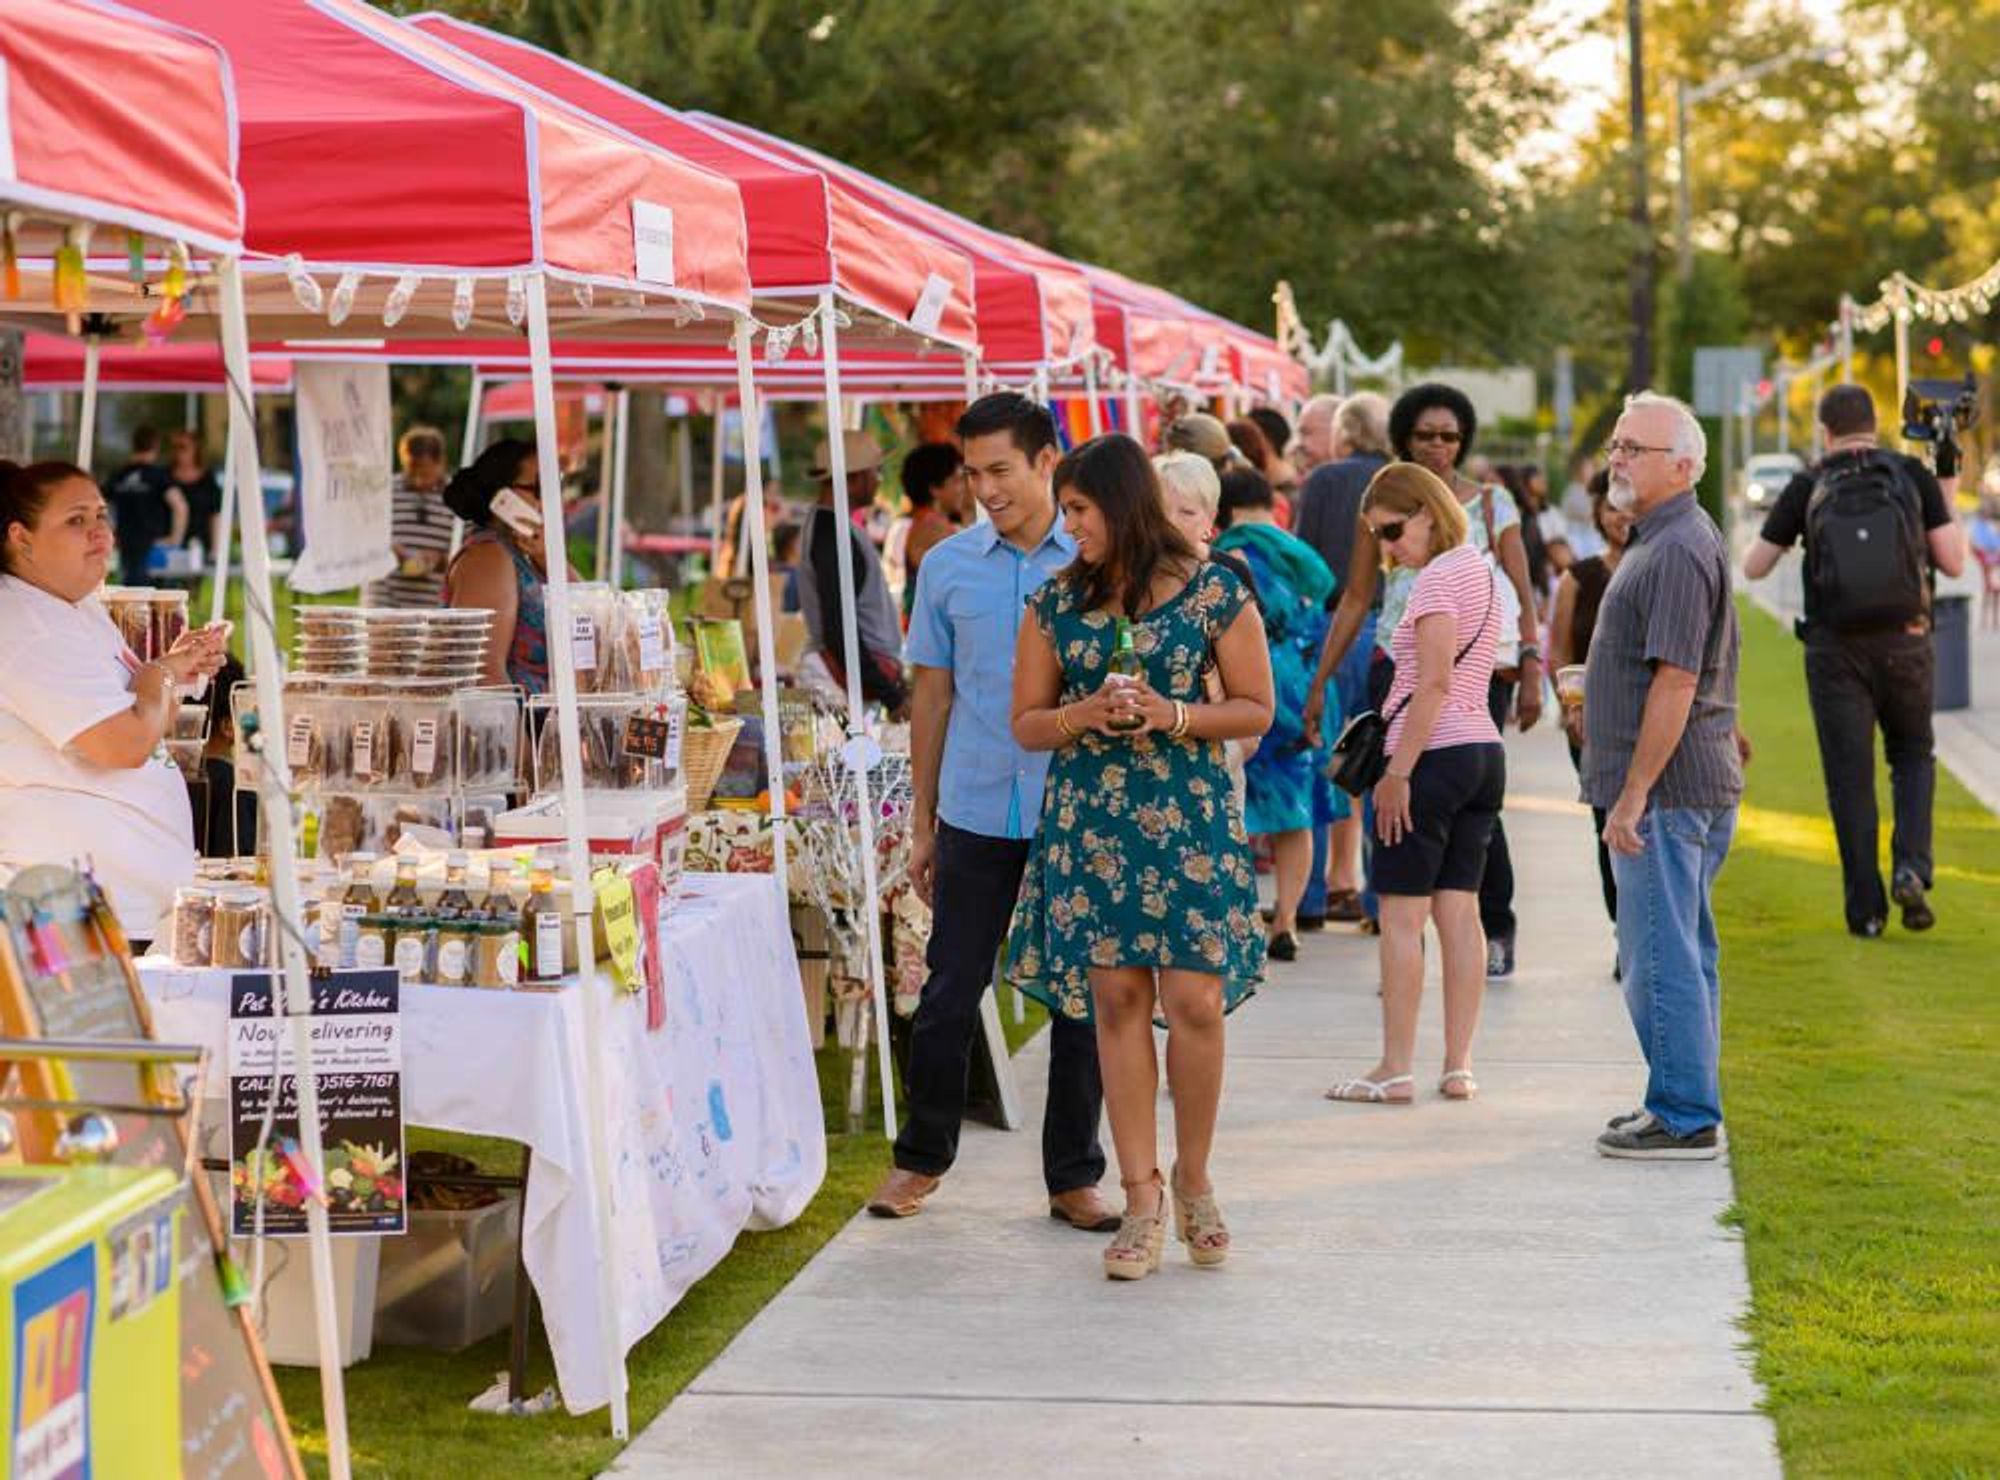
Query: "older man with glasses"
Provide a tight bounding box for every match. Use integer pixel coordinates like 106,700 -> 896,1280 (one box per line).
1583,392 -> 1748,1160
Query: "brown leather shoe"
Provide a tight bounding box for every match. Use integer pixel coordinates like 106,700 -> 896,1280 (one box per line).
866,1168 -> 940,1219
1048,1185 -> 1122,1232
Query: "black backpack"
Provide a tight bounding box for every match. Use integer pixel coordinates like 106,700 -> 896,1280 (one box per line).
1804,451 -> 1928,632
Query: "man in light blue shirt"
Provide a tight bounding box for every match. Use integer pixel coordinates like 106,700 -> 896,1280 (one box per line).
866,394 -> 1112,1229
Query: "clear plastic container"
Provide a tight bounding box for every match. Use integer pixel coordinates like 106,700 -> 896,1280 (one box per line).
372,1193 -> 522,1352
531,693 -> 685,792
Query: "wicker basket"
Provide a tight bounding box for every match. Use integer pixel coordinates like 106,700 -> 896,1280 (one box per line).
681,717 -> 744,812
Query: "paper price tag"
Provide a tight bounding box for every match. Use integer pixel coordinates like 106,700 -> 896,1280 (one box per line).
910,272 -> 953,337
637,613 -> 668,672
286,714 -> 315,769
572,614 -> 598,673
593,867 -> 642,991
622,714 -> 673,761
411,718 -> 439,776
351,720 -> 376,779
667,703 -> 686,770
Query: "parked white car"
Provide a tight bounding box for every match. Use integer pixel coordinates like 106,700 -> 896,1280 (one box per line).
1740,452 -> 1804,508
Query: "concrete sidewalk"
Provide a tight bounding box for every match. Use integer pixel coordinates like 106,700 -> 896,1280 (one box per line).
612,731 -> 1778,1479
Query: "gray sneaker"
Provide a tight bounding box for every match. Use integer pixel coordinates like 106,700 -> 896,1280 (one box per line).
1596,1113 -> 1719,1160
1485,937 -> 1515,979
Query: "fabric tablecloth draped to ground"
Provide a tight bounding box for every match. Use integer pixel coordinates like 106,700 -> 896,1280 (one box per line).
140,871 -> 826,1415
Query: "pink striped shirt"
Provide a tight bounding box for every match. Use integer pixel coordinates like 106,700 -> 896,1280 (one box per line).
1384,544 -> 1502,751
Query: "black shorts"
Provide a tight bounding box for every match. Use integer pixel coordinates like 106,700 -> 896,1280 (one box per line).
1373,743 -> 1507,897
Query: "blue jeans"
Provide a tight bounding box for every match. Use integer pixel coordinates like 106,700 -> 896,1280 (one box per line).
1611,803 -> 1737,1135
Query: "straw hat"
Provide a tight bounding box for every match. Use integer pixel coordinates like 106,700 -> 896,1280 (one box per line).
809,430 -> 887,480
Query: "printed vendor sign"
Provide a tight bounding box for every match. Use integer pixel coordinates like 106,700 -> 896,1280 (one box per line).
226,971 -> 406,1237
10,1245 -> 94,1480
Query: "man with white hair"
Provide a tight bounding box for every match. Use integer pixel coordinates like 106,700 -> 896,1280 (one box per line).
1293,393 -> 1343,472
1583,392 -> 1746,1160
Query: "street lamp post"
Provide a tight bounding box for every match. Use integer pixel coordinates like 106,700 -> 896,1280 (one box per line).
1676,46 -> 1841,284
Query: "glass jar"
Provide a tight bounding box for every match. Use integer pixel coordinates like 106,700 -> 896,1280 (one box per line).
210,888 -> 268,969
473,921 -> 519,989
390,917 -> 431,984
434,918 -> 474,986
170,886 -> 218,967
354,914 -> 393,971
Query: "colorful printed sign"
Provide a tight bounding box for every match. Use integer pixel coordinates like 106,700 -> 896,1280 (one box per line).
10,1245 -> 94,1480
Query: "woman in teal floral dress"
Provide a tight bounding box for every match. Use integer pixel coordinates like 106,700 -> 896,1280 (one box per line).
1008,435 -> 1273,1282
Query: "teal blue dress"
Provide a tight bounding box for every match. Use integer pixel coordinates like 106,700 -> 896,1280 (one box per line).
1006,561 -> 1263,1024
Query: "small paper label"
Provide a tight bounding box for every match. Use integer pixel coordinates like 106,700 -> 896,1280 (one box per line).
667,704 -> 686,770
594,868 -> 641,990
637,613 -> 668,672
436,938 -> 468,984
352,721 -> 376,779
393,934 -> 425,981
572,615 -> 598,673
910,272 -> 953,337
356,932 -> 386,969
632,200 -> 677,286
533,913 -> 565,979
412,718 -> 439,776
287,714 -> 315,769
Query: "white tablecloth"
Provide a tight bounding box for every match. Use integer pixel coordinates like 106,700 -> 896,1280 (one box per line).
139,872 -> 826,1415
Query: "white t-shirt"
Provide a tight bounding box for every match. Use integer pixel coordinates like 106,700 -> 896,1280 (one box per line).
0,575 -> 195,934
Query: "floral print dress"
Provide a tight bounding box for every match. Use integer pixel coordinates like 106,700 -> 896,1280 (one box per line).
1006,562 -> 1264,1023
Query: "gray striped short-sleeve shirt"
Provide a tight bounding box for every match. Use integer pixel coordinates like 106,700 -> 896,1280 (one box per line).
1580,492 -> 1742,810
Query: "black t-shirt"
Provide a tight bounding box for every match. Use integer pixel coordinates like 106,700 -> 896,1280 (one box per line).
1759,448 -> 1952,630
1293,453 -> 1387,608
169,470 -> 223,545
106,461 -> 172,546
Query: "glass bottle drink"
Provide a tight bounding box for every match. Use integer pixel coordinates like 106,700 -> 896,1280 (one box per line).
1107,619 -> 1145,732
436,852 -> 474,917
386,857 -> 422,913
476,858 -> 514,920
521,857 -> 565,984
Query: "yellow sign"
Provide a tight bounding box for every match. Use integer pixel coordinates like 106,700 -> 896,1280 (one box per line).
592,868 -> 642,991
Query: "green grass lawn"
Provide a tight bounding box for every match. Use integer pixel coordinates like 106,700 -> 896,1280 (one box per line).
272,983 -> 1047,1477
1722,602 -> 1998,1477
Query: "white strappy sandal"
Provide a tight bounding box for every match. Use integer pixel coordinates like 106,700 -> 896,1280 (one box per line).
1438,1070 -> 1480,1101
1323,1073 -> 1414,1104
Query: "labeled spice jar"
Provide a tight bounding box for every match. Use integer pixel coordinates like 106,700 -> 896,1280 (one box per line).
354,914 -> 392,971
390,917 -> 431,983
211,888 -> 268,969
434,918 -> 474,986
472,921 -> 519,988
170,886 -> 217,967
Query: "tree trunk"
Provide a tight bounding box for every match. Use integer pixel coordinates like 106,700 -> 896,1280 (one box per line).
0,331 -> 26,460
620,386 -> 671,533
1626,0 -> 1655,394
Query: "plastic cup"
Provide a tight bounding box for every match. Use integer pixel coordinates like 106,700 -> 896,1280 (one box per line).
1556,664 -> 1586,707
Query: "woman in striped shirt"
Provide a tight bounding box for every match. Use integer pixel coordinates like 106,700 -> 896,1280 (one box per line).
1326,464 -> 1503,1105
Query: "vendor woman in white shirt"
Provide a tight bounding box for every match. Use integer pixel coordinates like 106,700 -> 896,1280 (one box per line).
0,461 -> 228,942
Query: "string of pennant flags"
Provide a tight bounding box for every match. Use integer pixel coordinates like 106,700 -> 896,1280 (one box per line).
1272,280 -> 1404,387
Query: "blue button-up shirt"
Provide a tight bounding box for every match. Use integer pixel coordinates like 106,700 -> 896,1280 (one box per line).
906,513 -> 1075,839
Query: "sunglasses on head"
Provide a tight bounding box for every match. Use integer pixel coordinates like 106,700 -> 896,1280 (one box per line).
1370,518 -> 1408,543
1410,428 -> 1462,445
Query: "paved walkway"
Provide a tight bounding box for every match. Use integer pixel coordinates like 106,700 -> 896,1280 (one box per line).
612,730 -> 1778,1478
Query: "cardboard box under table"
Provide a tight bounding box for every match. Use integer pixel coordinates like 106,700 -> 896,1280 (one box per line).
136,873 -> 825,1415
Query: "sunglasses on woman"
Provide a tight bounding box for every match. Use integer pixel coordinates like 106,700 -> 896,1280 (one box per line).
1370,518 -> 1407,543
1409,429 -> 1462,445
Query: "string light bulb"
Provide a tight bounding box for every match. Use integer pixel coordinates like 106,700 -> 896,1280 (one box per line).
452,276 -> 475,331
285,254 -> 324,313
382,272 -> 420,327
327,270 -> 362,327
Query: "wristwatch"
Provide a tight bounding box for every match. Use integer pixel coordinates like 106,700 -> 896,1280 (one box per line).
1519,643 -> 1542,664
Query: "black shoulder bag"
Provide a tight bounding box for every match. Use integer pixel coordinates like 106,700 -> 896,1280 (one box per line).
1326,578 -> 1493,798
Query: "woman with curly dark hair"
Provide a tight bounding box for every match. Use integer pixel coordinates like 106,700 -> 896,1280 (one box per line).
1303,383 -> 1543,976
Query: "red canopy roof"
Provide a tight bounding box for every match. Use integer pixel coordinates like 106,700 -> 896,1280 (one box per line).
23,333 -> 290,392
695,115 -> 1095,373
405,15 -> 977,352
119,0 -> 751,337
0,0 -> 241,254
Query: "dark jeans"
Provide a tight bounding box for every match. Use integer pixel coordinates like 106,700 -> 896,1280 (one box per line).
893,821 -> 1107,1194
1480,676 -> 1517,942
1803,632 -> 1936,929
1567,738 -> 1618,922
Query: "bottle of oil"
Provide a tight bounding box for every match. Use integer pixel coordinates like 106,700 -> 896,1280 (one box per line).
1107,619 -> 1145,732
521,855 -> 565,984
436,852 -> 474,917
386,856 -> 422,914
475,858 -> 513,921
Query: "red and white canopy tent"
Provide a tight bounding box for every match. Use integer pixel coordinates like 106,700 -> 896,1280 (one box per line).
91,0 -> 767,1446
0,4 -> 321,1477
24,332 -> 293,393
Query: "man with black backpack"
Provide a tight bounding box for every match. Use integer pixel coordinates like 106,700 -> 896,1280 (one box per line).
1743,385 -> 1966,937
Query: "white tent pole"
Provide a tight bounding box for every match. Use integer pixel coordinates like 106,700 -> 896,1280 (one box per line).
1124,378 -> 1144,447
593,391 -> 615,582
733,319 -> 789,898
217,256 -> 352,1480
675,415 -> 694,531
817,290 -> 898,1138
707,394 -> 727,569
526,272 -> 630,1441
76,336 -> 101,470
608,387 -> 631,588
1083,355 -> 1104,438
962,351 -> 978,404
208,432 -> 237,628
451,373 -> 483,561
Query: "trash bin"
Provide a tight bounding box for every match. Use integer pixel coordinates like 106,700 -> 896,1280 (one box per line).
1934,593 -> 1972,712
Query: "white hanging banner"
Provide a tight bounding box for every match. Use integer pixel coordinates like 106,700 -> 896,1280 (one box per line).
632,200 -> 677,286
910,273 -> 952,337
291,360 -> 395,594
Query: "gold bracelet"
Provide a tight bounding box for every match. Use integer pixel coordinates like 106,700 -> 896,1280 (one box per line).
1055,705 -> 1080,741
1169,700 -> 1189,739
